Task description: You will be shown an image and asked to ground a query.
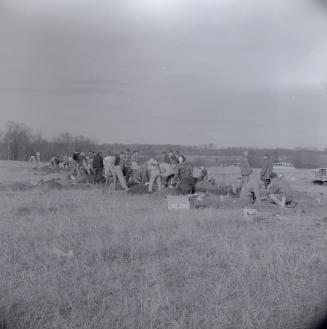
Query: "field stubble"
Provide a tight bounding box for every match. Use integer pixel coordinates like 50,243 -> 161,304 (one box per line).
0,161 -> 326,329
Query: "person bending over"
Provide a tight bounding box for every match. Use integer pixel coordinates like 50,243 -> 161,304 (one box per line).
268,173 -> 295,208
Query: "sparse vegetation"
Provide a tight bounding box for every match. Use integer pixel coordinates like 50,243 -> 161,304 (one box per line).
0,161 -> 326,329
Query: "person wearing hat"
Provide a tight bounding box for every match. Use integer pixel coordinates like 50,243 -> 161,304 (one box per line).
260,154 -> 274,189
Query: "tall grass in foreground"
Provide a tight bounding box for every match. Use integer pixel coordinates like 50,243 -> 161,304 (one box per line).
0,188 -> 326,329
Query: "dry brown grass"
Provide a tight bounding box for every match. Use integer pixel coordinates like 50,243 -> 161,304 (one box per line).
0,161 -> 326,329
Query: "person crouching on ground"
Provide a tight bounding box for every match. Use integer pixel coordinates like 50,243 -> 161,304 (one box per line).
93,152 -> 104,184
148,157 -> 162,193
178,176 -> 196,194
268,172 -> 295,208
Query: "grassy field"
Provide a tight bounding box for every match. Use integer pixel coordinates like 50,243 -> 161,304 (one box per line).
0,161 -> 327,329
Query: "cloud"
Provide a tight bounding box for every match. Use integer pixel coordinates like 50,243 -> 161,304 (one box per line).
1,0 -> 327,147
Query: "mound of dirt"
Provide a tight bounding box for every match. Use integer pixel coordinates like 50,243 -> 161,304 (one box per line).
39,180 -> 63,190
189,193 -> 221,209
195,181 -> 240,196
128,184 -> 149,194
9,182 -> 32,191
39,166 -> 67,174
67,184 -> 92,190
73,174 -> 106,185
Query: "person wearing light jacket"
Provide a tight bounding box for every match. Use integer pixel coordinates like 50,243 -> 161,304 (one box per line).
148,157 -> 162,193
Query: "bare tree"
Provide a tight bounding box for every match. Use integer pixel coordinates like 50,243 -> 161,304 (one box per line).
4,121 -> 32,160
53,132 -> 74,155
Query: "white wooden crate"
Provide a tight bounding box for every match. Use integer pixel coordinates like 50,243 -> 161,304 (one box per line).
167,195 -> 190,210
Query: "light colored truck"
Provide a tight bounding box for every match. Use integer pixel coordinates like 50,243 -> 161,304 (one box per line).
313,168 -> 327,184
273,162 -> 296,170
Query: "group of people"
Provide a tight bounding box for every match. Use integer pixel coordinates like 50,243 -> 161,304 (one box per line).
239,152 -> 295,208
44,148 -> 294,208
48,149 -> 209,194
99,149 -> 204,194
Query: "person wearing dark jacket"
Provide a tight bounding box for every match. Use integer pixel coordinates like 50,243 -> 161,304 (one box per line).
72,151 -> 80,173
174,157 -> 195,194
178,176 -> 196,194
163,152 -> 170,164
260,154 -> 274,189
120,149 -> 132,183
93,152 -> 104,184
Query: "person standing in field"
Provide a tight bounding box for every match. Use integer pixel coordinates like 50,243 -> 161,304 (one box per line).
174,156 -> 195,193
148,157 -> 162,193
35,152 -> 40,170
131,150 -> 140,183
103,151 -> 116,186
260,154 -> 274,189
174,156 -> 193,184
139,160 -> 149,185
131,150 -> 139,163
239,151 -> 261,204
120,149 -> 132,183
162,152 -> 170,164
87,151 -> 95,175
112,154 -> 129,191
93,152 -> 104,184
72,151 -> 80,173
30,153 -> 37,172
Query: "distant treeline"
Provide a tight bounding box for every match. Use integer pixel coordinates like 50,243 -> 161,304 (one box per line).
0,121 -> 326,168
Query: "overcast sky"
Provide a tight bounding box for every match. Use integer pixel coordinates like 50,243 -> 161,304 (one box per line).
0,0 -> 327,148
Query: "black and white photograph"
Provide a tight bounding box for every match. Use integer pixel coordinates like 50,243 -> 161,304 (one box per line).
0,0 -> 327,328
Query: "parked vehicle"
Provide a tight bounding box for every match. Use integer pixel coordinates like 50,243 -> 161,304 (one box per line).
313,168 -> 327,184
273,162 -> 296,171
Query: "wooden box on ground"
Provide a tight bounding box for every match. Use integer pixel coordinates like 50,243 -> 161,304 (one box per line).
243,208 -> 258,219
167,195 -> 191,210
